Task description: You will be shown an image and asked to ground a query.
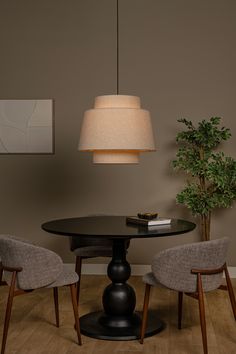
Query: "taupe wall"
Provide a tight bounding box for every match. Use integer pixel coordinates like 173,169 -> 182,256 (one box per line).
0,0 -> 236,265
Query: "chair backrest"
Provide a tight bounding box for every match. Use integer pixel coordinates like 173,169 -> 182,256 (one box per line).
0,235 -> 63,290
151,238 -> 229,293
70,235 -> 113,251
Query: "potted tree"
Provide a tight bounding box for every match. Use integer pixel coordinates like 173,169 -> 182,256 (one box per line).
173,117 -> 236,241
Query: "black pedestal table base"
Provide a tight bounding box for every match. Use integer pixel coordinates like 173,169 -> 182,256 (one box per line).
80,310 -> 165,340
80,238 -> 164,340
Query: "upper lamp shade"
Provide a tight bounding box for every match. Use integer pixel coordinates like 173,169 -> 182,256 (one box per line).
78,95 -> 156,163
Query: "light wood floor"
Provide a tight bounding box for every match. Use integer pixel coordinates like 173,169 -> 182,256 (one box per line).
0,276 -> 236,354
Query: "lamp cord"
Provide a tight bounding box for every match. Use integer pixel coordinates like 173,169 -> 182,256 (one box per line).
116,0 -> 119,95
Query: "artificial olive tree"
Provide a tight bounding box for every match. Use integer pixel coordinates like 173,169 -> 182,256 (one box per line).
173,117 -> 236,241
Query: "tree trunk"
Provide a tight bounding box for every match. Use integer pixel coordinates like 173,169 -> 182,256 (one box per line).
200,215 -> 205,241
199,148 -> 212,241
201,213 -> 211,241
206,212 -> 211,241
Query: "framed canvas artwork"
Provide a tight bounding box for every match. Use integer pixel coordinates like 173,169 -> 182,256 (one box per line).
0,99 -> 54,154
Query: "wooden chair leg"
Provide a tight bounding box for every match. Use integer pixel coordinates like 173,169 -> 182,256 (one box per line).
178,291 -> 183,329
75,256 -> 82,305
70,284 -> 82,345
140,284 -> 151,344
1,271 -> 17,354
0,263 -> 3,284
197,273 -> 208,354
0,263 -> 6,286
53,287 -> 59,327
224,266 -> 236,320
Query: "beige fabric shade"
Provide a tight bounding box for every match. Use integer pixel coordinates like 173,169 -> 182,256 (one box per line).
78,95 -> 155,163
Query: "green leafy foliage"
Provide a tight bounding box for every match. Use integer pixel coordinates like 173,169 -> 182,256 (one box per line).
176,117 -> 231,151
173,117 -> 236,217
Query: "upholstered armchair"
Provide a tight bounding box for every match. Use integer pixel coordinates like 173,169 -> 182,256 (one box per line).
140,238 -> 236,354
0,235 -> 82,354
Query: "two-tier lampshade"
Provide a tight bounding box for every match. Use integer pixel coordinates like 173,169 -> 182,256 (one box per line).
78,95 -> 155,163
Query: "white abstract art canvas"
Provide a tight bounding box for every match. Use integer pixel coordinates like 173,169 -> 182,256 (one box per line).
0,99 -> 53,153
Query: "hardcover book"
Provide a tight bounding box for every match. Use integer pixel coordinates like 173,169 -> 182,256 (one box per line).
126,216 -> 171,226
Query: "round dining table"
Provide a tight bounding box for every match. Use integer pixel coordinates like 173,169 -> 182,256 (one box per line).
42,216 -> 196,341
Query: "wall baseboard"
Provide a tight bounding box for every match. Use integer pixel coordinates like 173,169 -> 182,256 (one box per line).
66,263 -> 236,278
226,267 -> 236,278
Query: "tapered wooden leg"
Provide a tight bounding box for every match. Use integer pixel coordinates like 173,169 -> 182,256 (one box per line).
1,271 -> 17,354
140,284 -> 151,344
53,287 -> 59,327
0,263 -> 3,284
70,284 -> 82,345
75,256 -> 82,304
0,263 -> 6,286
197,273 -> 208,354
224,266 -> 236,320
178,292 -> 183,329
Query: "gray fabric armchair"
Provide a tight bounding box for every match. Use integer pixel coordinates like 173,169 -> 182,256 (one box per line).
140,238 -> 236,354
0,235 -> 82,354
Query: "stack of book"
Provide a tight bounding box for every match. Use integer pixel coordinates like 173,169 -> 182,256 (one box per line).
126,216 -> 172,227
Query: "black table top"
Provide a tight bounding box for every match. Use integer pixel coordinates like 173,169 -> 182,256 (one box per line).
42,216 -> 196,240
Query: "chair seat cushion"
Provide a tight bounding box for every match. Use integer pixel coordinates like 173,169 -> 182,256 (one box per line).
73,246 -> 112,257
46,264 -> 79,288
143,272 -> 164,287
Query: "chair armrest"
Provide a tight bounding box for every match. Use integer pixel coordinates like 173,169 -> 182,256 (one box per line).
191,263 -> 226,275
2,265 -> 23,273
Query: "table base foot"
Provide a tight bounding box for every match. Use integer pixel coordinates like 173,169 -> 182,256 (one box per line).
80,310 -> 165,341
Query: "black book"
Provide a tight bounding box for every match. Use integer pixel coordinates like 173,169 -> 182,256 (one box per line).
126,216 -> 171,226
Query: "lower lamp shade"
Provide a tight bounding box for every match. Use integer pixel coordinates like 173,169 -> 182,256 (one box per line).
78,95 -> 156,164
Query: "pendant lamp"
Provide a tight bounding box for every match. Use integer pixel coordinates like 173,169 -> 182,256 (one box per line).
78,0 -> 155,164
